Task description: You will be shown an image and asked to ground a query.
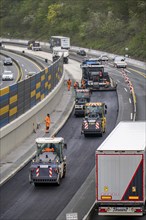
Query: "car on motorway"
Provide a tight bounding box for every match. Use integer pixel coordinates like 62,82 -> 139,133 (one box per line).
98,54 -> 108,62
3,57 -> 13,66
2,70 -> 14,81
76,49 -> 86,56
114,56 -> 127,68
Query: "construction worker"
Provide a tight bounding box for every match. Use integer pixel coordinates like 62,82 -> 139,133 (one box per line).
43,144 -> 55,152
81,79 -> 86,89
45,113 -> 51,133
74,81 -> 79,90
67,78 -> 72,91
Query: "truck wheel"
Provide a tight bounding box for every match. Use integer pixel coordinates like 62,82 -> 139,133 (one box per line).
100,132 -> 103,137
29,174 -> 32,184
34,183 -> 39,187
56,175 -> 60,186
62,167 -> 66,178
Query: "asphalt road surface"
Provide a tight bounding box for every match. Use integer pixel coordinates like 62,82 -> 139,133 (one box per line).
0,91 -> 118,220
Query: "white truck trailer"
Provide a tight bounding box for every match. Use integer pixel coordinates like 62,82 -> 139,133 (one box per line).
50,36 -> 70,50
96,121 -> 146,216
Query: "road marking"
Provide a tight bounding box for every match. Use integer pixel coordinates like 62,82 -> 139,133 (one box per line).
129,98 -> 131,103
126,69 -> 131,73
127,67 -> 146,78
124,88 -> 127,92
25,69 -> 27,72
22,64 -> 24,67
15,63 -> 23,82
131,113 -> 133,120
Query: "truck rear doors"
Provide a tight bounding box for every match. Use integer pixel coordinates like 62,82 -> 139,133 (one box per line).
96,153 -> 144,203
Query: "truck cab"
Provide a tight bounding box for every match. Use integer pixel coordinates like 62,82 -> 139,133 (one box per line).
27,40 -> 41,51
32,42 -> 41,51
74,89 -> 91,116
29,137 -> 67,186
52,47 -> 69,64
81,102 -> 107,137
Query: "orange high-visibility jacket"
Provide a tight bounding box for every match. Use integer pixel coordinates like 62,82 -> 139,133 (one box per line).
45,116 -> 50,127
67,79 -> 72,86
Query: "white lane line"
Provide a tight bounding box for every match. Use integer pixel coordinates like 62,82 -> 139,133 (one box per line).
25,69 -> 27,72
131,113 -> 133,120
124,88 -> 127,92
129,98 -> 132,103
22,64 -> 24,67
126,69 -> 131,73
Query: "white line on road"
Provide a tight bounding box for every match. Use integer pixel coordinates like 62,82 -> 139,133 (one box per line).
131,113 -> 133,120
25,69 -> 27,72
22,64 -> 24,67
126,69 -> 131,73
124,88 -> 127,92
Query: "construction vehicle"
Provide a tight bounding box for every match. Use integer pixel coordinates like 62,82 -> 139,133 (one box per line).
52,47 -> 69,64
96,121 -> 146,216
29,137 -> 67,186
80,58 -> 117,90
81,102 -> 107,137
49,36 -> 70,50
74,89 -> 91,116
27,40 -> 41,51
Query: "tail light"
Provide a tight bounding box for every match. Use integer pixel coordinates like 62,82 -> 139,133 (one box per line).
54,168 -> 58,173
99,208 -> 107,213
135,208 -> 143,213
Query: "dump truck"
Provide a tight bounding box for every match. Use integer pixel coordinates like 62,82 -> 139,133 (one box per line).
50,36 -> 70,50
74,89 -> 91,116
29,137 -> 67,186
96,121 -> 146,216
52,47 -> 69,64
80,58 -> 117,90
81,102 -> 107,137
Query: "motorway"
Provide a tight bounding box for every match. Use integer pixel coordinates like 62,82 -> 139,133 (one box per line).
0,46 -> 145,220
0,54 -> 19,88
0,50 -> 49,89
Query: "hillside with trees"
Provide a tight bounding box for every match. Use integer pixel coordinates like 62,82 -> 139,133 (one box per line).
0,0 -> 146,60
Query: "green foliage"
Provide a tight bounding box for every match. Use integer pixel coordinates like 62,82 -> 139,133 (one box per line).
0,0 -> 146,60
